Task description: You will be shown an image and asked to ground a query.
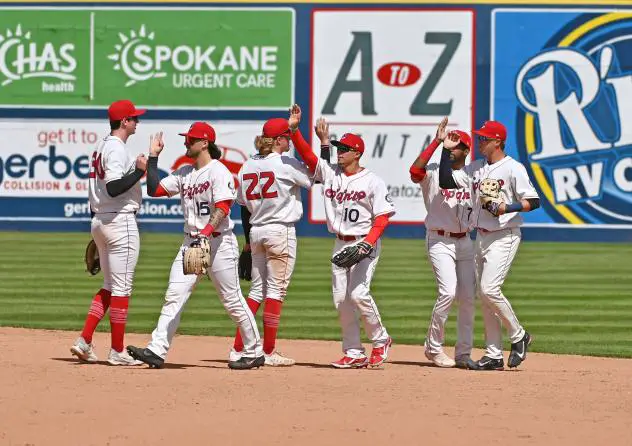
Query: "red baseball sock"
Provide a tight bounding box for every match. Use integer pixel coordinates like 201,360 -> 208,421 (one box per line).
263,298 -> 283,355
109,295 -> 129,352
80,289 -> 111,344
233,297 -> 261,352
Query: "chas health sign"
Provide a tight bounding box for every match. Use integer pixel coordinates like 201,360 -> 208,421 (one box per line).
310,9 -> 474,224
493,9 -> 632,227
0,7 -> 294,109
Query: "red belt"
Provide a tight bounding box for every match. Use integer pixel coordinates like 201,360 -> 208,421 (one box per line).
436,230 -> 467,239
336,234 -> 366,241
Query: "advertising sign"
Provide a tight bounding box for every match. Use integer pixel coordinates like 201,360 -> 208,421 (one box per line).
310,9 -> 475,224
0,119 -> 261,222
492,9 -> 632,227
0,7 -> 294,109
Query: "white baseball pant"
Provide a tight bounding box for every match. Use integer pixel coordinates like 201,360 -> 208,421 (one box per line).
425,231 -> 475,358
248,224 -> 297,303
147,232 -> 262,359
91,212 -> 139,296
476,227 -> 525,359
332,238 -> 390,358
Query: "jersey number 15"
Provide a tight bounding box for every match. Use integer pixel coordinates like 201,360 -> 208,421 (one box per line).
243,171 -> 278,200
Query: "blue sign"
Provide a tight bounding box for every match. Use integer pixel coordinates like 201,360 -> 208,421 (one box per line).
492,9 -> 632,226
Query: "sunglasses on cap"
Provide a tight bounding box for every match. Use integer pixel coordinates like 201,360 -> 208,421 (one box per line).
185,136 -> 206,145
477,135 -> 498,142
336,145 -> 357,154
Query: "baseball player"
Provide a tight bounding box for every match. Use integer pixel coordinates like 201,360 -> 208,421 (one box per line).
71,99 -> 150,366
231,118 -> 313,367
288,105 -> 394,369
409,117 -> 477,369
439,120 -> 540,370
126,122 -> 264,370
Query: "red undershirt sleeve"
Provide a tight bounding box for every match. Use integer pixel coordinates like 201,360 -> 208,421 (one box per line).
364,214 -> 390,245
290,129 -> 318,173
152,184 -> 170,197
409,167 -> 427,182
409,138 -> 441,182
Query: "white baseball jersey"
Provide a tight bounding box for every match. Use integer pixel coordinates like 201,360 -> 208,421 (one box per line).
88,135 -> 141,214
421,163 -> 472,233
452,155 -> 538,231
314,160 -> 396,236
160,159 -> 235,235
236,153 -> 313,226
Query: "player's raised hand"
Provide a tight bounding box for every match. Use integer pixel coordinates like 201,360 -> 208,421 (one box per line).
149,132 -> 164,156
435,116 -> 449,141
136,154 -> 148,171
443,131 -> 461,149
288,104 -> 302,130
315,117 -> 330,144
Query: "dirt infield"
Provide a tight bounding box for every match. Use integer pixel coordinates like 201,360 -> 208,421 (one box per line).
1,328 -> 630,446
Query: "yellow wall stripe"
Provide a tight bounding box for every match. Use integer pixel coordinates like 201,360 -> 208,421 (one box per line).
559,12 -> 632,47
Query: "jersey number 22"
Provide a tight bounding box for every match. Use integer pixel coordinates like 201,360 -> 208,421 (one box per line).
243,171 -> 278,200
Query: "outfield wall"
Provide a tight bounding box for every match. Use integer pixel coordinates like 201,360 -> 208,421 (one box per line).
1,1 -> 631,242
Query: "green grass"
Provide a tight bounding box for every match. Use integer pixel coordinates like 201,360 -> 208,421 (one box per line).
1,232 -> 631,357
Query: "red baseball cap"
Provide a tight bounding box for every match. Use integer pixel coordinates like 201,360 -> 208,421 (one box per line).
178,122 -> 216,142
262,118 -> 290,138
332,133 -> 365,154
451,130 -> 472,149
108,100 -> 146,121
472,120 -> 507,141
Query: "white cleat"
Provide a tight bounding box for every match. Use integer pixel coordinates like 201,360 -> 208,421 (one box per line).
107,348 -> 144,366
425,350 -> 456,368
229,348 -> 243,362
264,351 -> 296,367
70,337 -> 98,363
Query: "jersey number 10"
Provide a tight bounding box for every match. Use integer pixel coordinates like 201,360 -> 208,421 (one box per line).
243,171 -> 279,200
343,208 -> 360,222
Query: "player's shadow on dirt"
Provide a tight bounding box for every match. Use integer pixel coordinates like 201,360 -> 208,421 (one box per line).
200,359 -> 334,369
50,357 -> 216,369
294,361 -> 338,369
390,360 -> 437,368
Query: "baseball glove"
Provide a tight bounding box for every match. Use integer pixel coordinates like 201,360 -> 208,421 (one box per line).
238,249 -> 252,281
479,178 -> 504,217
85,239 -> 100,275
183,237 -> 211,275
331,241 -> 373,268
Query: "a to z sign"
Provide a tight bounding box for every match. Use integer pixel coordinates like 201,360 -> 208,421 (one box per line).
310,9 -> 475,224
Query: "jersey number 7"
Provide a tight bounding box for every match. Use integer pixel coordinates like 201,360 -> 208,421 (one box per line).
243,171 -> 278,200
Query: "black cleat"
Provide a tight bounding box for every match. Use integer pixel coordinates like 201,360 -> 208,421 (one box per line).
508,332 -> 532,368
228,355 -> 265,370
475,356 -> 505,371
455,355 -> 480,370
126,345 -> 164,369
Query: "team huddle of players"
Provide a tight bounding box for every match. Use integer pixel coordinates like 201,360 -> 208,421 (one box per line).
70,99 -> 539,371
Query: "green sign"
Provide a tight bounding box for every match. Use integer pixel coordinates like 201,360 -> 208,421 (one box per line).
0,8 -> 294,109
